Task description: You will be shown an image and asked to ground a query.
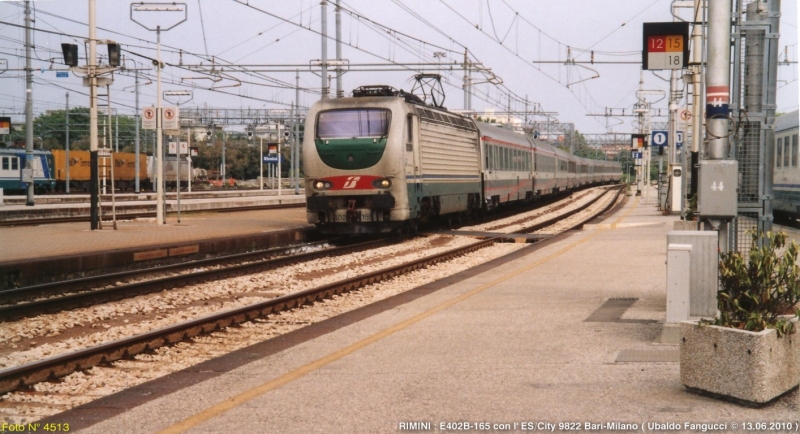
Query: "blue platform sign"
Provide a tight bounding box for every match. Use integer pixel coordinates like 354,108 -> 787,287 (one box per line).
651,130 -> 668,148
676,131 -> 684,148
263,155 -> 284,164
56,71 -> 69,78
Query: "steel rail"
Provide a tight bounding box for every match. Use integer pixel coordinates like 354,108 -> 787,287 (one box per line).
0,185 -> 623,394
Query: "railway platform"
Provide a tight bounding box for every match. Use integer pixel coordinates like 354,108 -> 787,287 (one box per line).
42,191 -> 799,433
0,194 -> 310,289
0,189 -> 304,220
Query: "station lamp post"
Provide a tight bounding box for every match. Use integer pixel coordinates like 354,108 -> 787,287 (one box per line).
130,2 -> 187,226
60,0 -> 120,229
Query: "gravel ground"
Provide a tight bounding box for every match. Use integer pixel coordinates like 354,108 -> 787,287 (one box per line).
0,242 -> 527,424
0,189 -> 610,424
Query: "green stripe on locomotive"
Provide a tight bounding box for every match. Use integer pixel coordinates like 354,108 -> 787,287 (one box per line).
314,137 -> 388,170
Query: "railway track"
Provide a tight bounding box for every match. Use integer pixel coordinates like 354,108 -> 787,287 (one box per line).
0,202 -> 303,227
0,238 -> 399,321
0,186 -> 622,422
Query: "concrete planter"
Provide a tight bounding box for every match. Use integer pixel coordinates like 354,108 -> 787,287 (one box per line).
680,320 -> 800,406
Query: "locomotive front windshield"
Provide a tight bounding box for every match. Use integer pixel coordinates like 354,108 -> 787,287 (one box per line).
316,109 -> 390,139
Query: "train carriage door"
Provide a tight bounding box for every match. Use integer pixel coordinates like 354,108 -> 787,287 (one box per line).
31,155 -> 44,178
405,113 -> 421,209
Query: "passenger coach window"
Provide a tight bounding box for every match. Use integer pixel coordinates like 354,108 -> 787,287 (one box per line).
793,135 -> 798,167
317,109 -> 390,139
785,139 -> 791,167
11,157 -> 18,170
777,139 -> 782,167
1,157 -> 7,170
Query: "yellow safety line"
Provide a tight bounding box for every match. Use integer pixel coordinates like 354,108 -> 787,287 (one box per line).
159,198 -> 639,434
611,196 -> 639,229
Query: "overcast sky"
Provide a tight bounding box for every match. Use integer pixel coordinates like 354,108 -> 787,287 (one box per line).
0,0 -> 797,134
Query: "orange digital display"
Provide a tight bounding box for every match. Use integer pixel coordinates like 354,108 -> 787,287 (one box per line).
643,22 -> 689,70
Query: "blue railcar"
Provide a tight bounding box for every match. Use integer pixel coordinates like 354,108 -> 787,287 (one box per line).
0,148 -> 56,193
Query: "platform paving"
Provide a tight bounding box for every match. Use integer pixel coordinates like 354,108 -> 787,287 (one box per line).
0,191 -> 305,220
43,193 -> 800,432
0,194 -> 307,263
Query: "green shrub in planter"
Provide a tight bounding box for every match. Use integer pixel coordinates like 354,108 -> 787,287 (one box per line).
711,230 -> 800,337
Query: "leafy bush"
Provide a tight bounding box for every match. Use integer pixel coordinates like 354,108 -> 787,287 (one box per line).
713,230 -> 800,337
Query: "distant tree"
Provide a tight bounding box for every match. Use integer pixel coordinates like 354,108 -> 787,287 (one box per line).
33,107 -> 90,150
33,107 -> 141,152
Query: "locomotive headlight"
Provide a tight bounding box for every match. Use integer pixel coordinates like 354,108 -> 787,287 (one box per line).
372,178 -> 391,189
314,180 -> 331,191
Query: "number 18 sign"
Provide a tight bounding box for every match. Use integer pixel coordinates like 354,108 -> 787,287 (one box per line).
643,22 -> 689,70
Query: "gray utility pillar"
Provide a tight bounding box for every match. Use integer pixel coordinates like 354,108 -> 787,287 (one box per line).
667,231 -> 719,318
699,0 -> 737,253
666,243 -> 692,323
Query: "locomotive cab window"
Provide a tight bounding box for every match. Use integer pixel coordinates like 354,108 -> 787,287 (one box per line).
316,109 -> 390,139
406,114 -> 414,151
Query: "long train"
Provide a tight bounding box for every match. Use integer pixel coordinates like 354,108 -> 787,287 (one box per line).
0,148 -> 207,193
303,85 -> 622,234
773,110 -> 800,222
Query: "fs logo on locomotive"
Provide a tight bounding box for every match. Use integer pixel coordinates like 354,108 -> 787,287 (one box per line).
342,176 -> 361,189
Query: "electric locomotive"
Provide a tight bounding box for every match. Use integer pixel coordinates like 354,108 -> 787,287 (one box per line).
304,85 -> 482,234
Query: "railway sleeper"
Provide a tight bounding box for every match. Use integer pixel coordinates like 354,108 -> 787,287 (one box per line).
146,337 -> 167,351
20,370 -> 51,388
165,331 -> 187,344
74,353 -> 106,371
125,343 -> 148,357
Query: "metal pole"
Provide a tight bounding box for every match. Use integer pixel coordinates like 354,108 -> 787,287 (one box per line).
260,136 -> 264,191
295,70 -> 300,195
177,136 -> 181,223
463,49 -> 469,110
24,1 -> 34,206
706,0 -> 732,160
690,0 -> 704,200
156,26 -> 165,225
89,0 -> 99,229
66,92 -> 70,193
188,131 -> 192,193
321,0 -> 328,99
111,150 -> 116,230
115,110 -> 119,152
134,66 -> 140,193
107,84 -> 112,156
335,0 -> 342,98
703,0 -> 733,248
222,131 -> 226,181
763,0 -> 781,233
637,71 -> 644,196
